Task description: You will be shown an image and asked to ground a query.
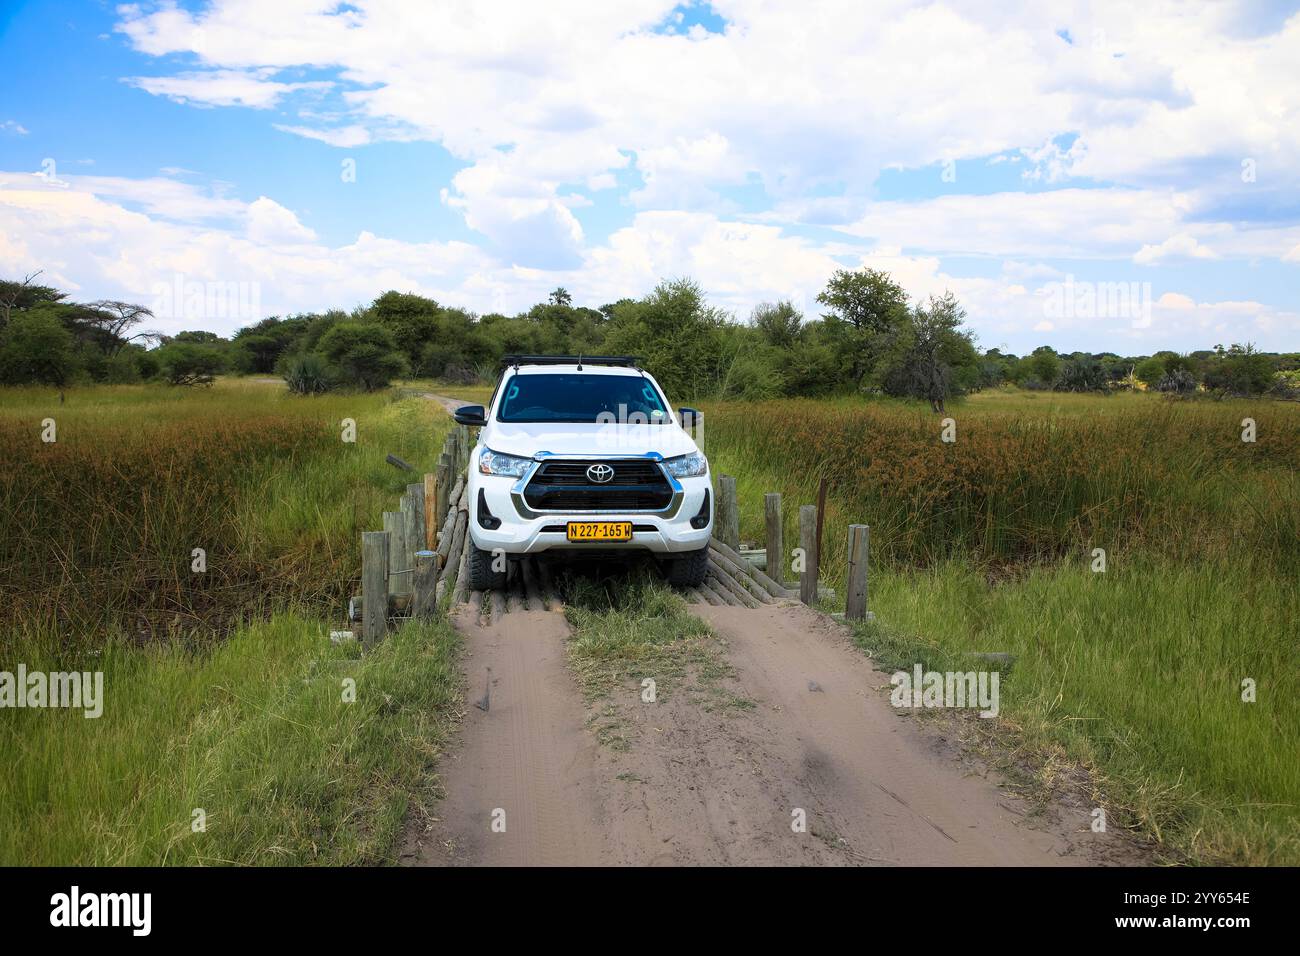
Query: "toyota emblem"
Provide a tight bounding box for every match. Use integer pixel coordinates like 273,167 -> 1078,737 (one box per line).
586,463 -> 615,484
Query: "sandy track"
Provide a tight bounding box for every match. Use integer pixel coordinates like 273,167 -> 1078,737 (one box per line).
403,598 -> 1138,866
405,608 -> 611,865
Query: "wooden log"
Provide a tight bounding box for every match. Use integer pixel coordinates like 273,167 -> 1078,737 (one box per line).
710,536 -> 789,599
451,531 -> 470,606
764,492 -> 783,585
423,473 -> 436,550
695,580 -> 725,606
383,511 -> 410,596
799,504 -> 817,606
845,523 -> 870,621
520,556 -> 543,611
458,424 -> 471,472
435,454 -> 451,533
706,561 -> 761,609
435,510 -> 467,602
706,542 -> 772,603
361,531 -> 389,646
716,474 -> 739,551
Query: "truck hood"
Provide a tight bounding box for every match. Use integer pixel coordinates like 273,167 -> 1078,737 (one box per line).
483,421 -> 701,461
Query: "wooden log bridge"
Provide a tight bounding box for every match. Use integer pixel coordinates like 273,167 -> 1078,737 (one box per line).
349,448 -> 870,641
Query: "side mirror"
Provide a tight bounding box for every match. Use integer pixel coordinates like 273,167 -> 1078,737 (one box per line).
453,404 -> 487,427
678,407 -> 702,430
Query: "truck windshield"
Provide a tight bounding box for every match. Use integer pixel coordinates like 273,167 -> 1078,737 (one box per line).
496,373 -> 670,424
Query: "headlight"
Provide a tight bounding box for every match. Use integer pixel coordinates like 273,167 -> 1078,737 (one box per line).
662,451 -> 708,478
479,448 -> 532,477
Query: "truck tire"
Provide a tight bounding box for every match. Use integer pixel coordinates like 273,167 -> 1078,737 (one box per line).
663,546 -> 708,587
467,542 -> 507,591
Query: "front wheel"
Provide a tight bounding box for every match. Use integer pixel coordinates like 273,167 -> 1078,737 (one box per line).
467,542 -> 507,591
662,546 -> 708,587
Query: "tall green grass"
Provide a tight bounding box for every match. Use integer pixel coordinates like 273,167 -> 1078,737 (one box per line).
0,380 -> 450,647
1,616 -> 459,865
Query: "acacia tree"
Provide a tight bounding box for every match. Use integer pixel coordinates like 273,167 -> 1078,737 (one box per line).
79,300 -> 156,355
816,268 -> 910,389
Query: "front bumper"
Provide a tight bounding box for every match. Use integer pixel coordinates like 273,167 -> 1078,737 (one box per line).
468,459 -> 712,556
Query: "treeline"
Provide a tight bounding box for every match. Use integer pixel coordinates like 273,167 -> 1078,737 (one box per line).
3,270 -> 1296,404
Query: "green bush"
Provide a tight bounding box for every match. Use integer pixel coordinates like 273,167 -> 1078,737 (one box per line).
281,352 -> 336,395
156,342 -> 224,387
0,309 -> 79,386
316,322 -> 408,391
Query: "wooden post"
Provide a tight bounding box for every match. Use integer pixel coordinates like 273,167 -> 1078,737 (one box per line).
405,482 -> 424,570
457,424 -> 471,472
361,531 -> 390,646
799,504 -> 817,606
384,511 -> 409,595
717,474 -> 739,551
435,454 -> 451,534
423,473 -> 436,550
412,550 -> 438,617
845,524 -> 870,621
814,476 -> 828,577
764,493 -> 783,583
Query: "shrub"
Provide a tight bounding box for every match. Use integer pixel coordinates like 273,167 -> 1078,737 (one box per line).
316,322 -> 408,391
156,342 -> 224,387
0,310 -> 79,386
1055,356 -> 1109,392
281,353 -> 336,395
1156,367 -> 1198,396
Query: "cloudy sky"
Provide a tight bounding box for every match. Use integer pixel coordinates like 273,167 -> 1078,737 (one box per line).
1,0 -> 1297,353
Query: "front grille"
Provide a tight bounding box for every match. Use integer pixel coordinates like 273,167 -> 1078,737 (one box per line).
524,460 -> 673,511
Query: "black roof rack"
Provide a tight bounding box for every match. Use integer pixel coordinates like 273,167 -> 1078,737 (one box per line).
499,354 -> 642,371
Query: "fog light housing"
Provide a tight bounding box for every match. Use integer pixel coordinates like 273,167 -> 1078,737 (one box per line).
477,488 -> 501,530
690,489 -> 711,529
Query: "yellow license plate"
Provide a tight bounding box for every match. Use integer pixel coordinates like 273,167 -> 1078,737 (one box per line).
566,521 -> 633,542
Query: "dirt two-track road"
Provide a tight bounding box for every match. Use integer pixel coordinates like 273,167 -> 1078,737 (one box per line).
401,598 -> 1139,867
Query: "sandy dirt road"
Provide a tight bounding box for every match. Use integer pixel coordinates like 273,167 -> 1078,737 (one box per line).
403,598 -> 1134,867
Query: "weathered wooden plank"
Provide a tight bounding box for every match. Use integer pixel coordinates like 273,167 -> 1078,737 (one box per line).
383,511 -> 409,596
361,531 -> 390,646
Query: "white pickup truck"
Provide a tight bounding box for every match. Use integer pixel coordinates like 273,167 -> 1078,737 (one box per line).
453,355 -> 712,590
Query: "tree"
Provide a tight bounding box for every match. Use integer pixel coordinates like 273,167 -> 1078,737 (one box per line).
0,272 -> 66,329
0,309 -> 79,385
751,301 -> 803,349
155,342 -> 224,386
879,292 -> 977,413
1021,347 -> 1062,388
366,291 -> 440,370
1056,355 -> 1108,392
1134,356 -> 1167,388
1203,343 -> 1274,396
549,287 -> 572,307
600,278 -> 729,400
816,268 -> 910,388
317,322 -> 408,391
79,300 -> 155,355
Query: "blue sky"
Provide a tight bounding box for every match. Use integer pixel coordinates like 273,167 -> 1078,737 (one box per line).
1,0 -> 1297,353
